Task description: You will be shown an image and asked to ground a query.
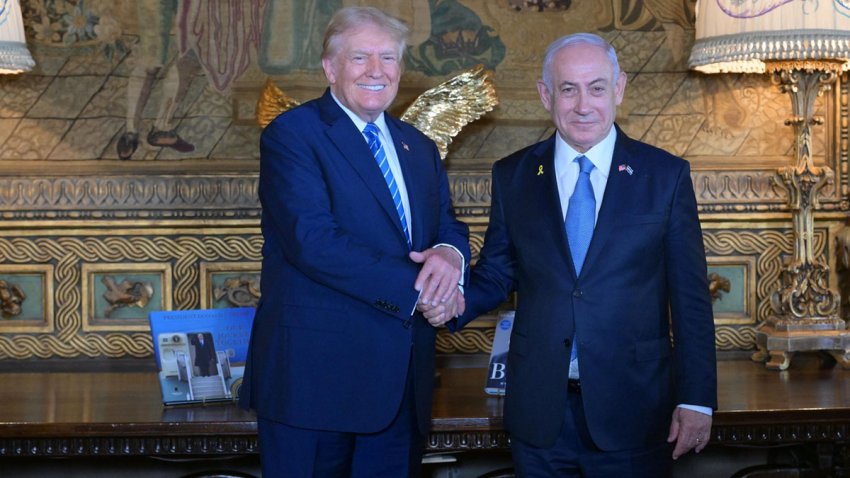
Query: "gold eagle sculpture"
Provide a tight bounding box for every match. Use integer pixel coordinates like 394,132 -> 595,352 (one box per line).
256,64 -> 499,160
256,79 -> 301,129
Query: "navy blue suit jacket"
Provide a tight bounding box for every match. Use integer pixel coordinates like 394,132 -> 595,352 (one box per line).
455,127 -> 717,450
240,89 -> 470,434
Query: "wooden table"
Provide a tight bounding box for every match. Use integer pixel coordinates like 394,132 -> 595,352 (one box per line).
0,357 -> 848,457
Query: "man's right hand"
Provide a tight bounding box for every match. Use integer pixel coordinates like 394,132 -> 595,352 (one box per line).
409,248 -> 462,306
418,290 -> 465,327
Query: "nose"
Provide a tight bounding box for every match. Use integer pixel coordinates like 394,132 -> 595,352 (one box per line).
574,90 -> 591,114
366,56 -> 383,77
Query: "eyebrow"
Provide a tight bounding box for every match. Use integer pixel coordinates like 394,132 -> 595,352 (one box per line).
349,49 -> 398,57
558,78 -> 609,88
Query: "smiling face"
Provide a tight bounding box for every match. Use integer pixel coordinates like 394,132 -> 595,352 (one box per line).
322,24 -> 402,123
537,42 -> 626,153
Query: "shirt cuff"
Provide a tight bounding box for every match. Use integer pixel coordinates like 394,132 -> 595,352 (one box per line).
411,289 -> 421,316
677,404 -> 713,416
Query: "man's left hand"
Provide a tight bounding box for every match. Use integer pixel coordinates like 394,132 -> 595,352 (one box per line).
409,248 -> 462,306
668,407 -> 712,459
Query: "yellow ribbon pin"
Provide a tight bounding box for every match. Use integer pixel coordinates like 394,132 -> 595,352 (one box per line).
537,165 -> 544,176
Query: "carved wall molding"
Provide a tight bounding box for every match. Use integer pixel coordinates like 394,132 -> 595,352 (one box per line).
691,170 -> 841,211
704,228 -> 828,350
693,170 -> 785,205
0,164 -> 844,220
713,424 -> 850,446
715,326 -> 757,350
0,436 -> 259,457
436,328 -> 494,354
0,432 -> 508,456
2,426 -> 848,456
0,223 -> 814,359
427,431 -> 510,451
449,173 -> 492,207
0,176 -> 260,219
0,232 -> 261,359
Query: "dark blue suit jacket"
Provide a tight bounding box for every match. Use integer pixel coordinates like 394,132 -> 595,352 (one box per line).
455,127 -> 717,450
241,89 -> 470,434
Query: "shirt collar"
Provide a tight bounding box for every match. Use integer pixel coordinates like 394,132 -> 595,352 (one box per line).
555,127 -> 617,178
330,91 -> 390,137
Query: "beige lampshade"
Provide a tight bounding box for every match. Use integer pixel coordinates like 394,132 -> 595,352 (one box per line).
689,0 -> 850,74
0,0 -> 35,74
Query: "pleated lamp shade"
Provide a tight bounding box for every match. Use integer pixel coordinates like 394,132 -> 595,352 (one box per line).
688,0 -> 850,74
0,0 -> 35,74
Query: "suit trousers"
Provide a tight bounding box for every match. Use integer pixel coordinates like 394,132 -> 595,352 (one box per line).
257,363 -> 425,478
510,387 -> 672,477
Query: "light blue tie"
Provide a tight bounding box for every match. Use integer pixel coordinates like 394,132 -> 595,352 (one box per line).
566,155 -> 595,366
364,123 -> 411,248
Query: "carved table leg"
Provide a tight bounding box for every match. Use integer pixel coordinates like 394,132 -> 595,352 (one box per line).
765,350 -> 792,371
751,346 -> 768,363
827,350 -> 850,369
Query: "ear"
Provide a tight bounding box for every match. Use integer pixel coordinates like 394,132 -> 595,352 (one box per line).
537,80 -> 553,112
614,71 -> 627,106
322,57 -> 336,85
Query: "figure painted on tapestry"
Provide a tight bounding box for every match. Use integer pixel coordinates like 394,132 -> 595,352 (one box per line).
258,0 -> 505,76
118,0 -> 266,160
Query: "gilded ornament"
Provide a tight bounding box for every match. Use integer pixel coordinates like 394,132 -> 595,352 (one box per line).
256,65 -> 499,159
101,276 -> 154,318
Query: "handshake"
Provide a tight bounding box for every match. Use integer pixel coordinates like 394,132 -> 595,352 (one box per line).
417,289 -> 465,327
409,248 -> 467,328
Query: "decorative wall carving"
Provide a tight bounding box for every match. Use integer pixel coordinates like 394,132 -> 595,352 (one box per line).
0,280 -> 26,318
0,176 -> 260,219
704,229 -> 830,350
0,171 -> 840,358
436,327 -> 495,354
0,233 -> 261,359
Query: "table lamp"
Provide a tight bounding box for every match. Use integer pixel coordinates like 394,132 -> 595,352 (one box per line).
689,0 -> 850,370
0,0 -> 34,74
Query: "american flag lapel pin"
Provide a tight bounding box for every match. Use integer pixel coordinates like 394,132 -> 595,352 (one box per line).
618,164 -> 634,176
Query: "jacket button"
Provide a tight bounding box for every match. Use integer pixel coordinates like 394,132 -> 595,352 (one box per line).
563,338 -> 571,348
572,289 -> 582,298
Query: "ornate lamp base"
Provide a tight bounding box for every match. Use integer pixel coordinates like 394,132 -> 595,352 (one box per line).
749,62 -> 848,371
752,321 -> 850,370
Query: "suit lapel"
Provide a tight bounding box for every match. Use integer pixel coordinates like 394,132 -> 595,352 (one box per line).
386,118 -> 425,250
530,137 -> 577,277
582,131 -> 633,273
319,92 -> 408,244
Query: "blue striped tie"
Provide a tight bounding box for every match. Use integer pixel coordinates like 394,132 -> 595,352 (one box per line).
364,123 -> 411,248
566,155 -> 595,368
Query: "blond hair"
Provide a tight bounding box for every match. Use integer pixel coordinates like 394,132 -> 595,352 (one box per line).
322,6 -> 409,61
